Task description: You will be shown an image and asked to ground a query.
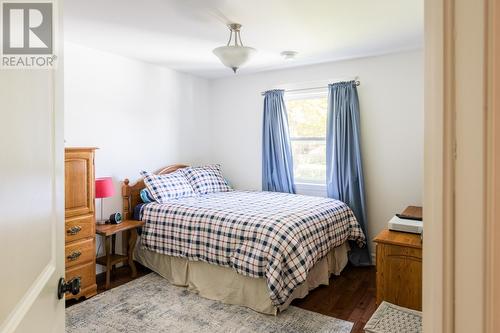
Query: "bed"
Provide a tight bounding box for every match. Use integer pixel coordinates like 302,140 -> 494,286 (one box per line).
122,164 -> 366,315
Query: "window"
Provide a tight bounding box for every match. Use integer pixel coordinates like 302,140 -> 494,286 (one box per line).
286,93 -> 328,185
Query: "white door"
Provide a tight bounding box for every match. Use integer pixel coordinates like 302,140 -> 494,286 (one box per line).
0,5 -> 65,332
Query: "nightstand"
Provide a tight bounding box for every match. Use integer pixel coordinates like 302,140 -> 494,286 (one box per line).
374,229 -> 422,311
96,220 -> 145,289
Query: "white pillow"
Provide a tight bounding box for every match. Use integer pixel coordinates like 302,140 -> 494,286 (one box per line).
140,170 -> 196,203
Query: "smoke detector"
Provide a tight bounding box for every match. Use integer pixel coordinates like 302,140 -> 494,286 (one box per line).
280,51 -> 298,60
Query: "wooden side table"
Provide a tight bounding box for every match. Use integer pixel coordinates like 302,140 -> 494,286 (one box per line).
374,229 -> 422,311
95,220 -> 145,289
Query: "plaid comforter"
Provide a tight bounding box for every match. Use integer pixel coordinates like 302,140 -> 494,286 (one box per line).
140,190 -> 365,306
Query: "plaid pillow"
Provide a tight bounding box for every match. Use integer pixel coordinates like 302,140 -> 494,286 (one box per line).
140,170 -> 196,203
181,164 -> 232,195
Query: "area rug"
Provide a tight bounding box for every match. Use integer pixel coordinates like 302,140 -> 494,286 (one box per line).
66,273 -> 353,333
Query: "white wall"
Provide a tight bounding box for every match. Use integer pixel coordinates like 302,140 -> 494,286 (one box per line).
208,50 -> 424,256
64,42 -> 210,271
65,46 -> 423,265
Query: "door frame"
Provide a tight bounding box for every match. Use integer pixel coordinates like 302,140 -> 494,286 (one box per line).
485,0 -> 500,331
423,0 -> 455,331
424,0 -> 496,332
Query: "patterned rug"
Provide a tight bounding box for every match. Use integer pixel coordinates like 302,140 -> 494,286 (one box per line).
364,301 -> 422,333
66,273 -> 353,333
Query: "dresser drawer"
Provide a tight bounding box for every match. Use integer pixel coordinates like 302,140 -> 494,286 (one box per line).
376,242 -> 422,310
381,243 -> 422,260
65,214 -> 94,243
65,238 -> 94,268
65,261 -> 96,300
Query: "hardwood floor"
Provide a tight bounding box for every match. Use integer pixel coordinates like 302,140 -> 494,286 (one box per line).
66,263 -> 376,333
292,264 -> 376,333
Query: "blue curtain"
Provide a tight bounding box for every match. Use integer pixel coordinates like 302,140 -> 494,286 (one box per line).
326,81 -> 371,266
262,90 -> 296,193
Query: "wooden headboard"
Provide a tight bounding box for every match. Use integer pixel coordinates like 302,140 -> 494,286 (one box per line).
121,164 -> 188,220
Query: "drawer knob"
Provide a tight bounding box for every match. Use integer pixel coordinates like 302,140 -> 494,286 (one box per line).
67,250 -> 82,261
67,226 -> 82,235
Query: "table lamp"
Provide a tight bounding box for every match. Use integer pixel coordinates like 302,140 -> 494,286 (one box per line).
95,177 -> 114,224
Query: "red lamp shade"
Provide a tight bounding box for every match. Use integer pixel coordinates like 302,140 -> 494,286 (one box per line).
95,177 -> 114,199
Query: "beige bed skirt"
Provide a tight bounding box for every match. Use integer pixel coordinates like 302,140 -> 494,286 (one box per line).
134,241 -> 349,315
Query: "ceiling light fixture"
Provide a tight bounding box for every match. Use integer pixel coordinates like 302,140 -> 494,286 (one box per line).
213,23 -> 256,73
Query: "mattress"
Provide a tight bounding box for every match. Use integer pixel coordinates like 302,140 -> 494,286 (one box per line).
139,190 -> 365,306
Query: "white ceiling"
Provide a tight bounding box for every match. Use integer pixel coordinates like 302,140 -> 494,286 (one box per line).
64,0 -> 423,79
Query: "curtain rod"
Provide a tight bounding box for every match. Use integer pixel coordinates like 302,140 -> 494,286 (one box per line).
261,80 -> 360,96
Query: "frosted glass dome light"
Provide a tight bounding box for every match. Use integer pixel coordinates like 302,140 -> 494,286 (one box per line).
213,23 -> 256,73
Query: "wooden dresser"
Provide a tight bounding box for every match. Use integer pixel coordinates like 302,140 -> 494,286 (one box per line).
64,147 -> 97,300
374,229 -> 422,311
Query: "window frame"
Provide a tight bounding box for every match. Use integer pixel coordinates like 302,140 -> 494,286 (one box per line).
285,90 -> 328,189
